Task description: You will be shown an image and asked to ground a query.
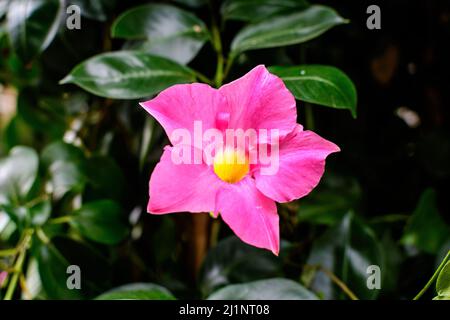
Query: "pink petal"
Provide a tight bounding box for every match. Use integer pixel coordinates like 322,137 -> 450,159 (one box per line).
148,145 -> 224,214
215,177 -> 279,255
140,83 -> 227,144
219,65 -> 297,138
254,125 -> 340,203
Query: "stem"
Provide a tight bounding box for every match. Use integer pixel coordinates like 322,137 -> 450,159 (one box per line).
209,218 -> 221,248
3,230 -> 33,300
209,0 -> 224,87
23,195 -> 49,209
413,250 -> 450,300
305,103 -> 315,130
194,70 -> 214,85
212,24 -> 224,87
306,264 -> 359,300
48,215 -> 73,225
36,228 -> 50,244
0,248 -> 18,257
223,53 -> 235,81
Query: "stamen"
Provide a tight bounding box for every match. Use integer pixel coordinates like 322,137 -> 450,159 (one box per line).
213,147 -> 249,183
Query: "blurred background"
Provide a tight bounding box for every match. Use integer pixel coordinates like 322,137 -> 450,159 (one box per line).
0,0 -> 449,300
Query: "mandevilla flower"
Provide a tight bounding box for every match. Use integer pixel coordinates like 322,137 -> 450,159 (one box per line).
140,65 -> 339,255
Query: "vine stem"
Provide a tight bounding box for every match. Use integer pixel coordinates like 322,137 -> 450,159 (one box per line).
48,215 -> 73,225
3,229 -> 33,300
305,103 -> 315,130
0,247 -> 18,257
212,23 -> 224,87
305,264 -> 359,300
413,250 -> 450,300
194,70 -> 214,85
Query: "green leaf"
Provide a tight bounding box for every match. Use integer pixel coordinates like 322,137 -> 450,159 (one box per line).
306,212 -> 383,300
208,278 -> 317,300
17,92 -> 67,138
0,0 -> 9,19
41,141 -> 85,166
199,236 -> 282,297
402,189 -> 450,254
36,243 -> 83,299
297,174 -> 361,225
70,200 -> 128,245
222,0 -> 309,22
0,146 -> 39,205
29,199 -> 51,227
269,65 -> 357,117
111,4 -> 209,64
36,237 -> 110,299
41,141 -> 87,199
0,197 -> 51,229
60,51 -> 196,99
230,5 -> 347,54
84,156 -> 126,202
6,0 -> 63,62
95,283 -> 175,300
173,0 -> 207,8
52,236 -> 110,294
22,258 -> 45,299
436,260 -> 450,299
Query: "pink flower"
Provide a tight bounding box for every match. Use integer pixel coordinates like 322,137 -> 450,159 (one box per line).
140,65 -> 339,255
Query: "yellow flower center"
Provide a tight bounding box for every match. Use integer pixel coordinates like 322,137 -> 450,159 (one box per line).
213,148 -> 249,183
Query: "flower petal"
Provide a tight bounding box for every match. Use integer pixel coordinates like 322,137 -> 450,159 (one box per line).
218,65 -> 296,138
215,177 -> 279,255
254,125 -> 340,203
148,145 -> 223,214
140,83 -> 227,144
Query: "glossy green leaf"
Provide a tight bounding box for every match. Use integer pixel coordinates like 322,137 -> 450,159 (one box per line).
6,0 -> 63,62
199,236 -> 282,297
36,237 -> 110,299
29,199 -> 51,226
208,278 -> 317,300
36,243 -> 83,299
222,0 -> 309,22
84,156 -> 125,202
0,146 -> 38,205
297,174 -> 361,225
111,4 -> 209,64
269,65 -> 357,117
173,0 -> 206,8
60,51 -> 196,99
402,189 -> 450,254
70,200 -> 128,245
230,5 -> 347,54
17,92 -> 67,138
1,198 -> 51,230
95,283 -> 175,300
306,212 -> 383,300
436,260 -> 450,299
0,0 -> 9,19
41,142 -> 87,199
22,258 -> 44,299
41,141 -> 85,166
